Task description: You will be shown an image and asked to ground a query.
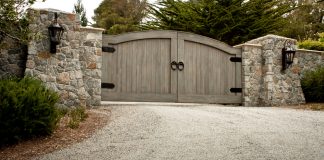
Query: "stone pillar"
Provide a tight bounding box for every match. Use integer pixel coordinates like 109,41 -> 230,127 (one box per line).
240,34 -> 317,106
262,40 -> 275,106
25,8 -> 104,108
236,44 -> 262,106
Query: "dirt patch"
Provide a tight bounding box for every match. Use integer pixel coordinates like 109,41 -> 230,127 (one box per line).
279,103 -> 324,111
0,107 -> 111,160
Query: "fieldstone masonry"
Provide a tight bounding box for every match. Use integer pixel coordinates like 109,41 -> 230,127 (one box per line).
0,38 -> 27,77
237,35 -> 324,106
25,8 -> 104,108
1,10 -> 323,107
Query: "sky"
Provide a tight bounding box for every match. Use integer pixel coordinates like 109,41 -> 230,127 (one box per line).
32,0 -> 156,23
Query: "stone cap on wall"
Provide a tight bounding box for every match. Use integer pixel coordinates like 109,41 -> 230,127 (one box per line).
297,49 -> 324,54
29,8 -> 71,14
234,43 -> 262,48
246,34 -> 297,44
80,26 -> 105,32
28,8 -> 104,32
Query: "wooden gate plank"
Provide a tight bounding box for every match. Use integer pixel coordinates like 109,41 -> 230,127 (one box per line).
235,53 -> 242,96
178,94 -> 241,104
101,91 -> 177,102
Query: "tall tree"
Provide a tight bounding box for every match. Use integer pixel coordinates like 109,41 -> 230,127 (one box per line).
278,0 -> 324,40
142,0 -> 295,45
0,0 -> 43,47
73,0 -> 88,27
93,0 -> 147,34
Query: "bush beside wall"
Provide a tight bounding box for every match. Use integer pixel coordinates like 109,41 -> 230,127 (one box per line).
301,66 -> 324,103
298,40 -> 324,51
298,33 -> 324,51
0,77 -> 60,147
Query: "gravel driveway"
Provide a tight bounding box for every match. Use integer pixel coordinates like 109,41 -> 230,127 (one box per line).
37,104 -> 324,160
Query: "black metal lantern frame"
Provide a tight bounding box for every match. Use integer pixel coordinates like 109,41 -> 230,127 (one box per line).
48,13 -> 64,53
282,40 -> 296,71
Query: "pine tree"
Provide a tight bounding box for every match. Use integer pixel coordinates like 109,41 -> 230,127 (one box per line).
142,0 -> 294,45
73,0 -> 88,27
0,0 -> 41,47
278,0 -> 324,40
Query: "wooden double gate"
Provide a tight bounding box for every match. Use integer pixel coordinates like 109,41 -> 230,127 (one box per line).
102,30 -> 242,104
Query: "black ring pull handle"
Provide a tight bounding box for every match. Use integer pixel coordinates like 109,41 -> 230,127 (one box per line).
171,61 -> 178,70
178,62 -> 184,71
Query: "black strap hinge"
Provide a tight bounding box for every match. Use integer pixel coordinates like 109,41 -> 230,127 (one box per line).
230,57 -> 242,62
230,88 -> 242,93
102,47 -> 115,53
102,83 -> 115,89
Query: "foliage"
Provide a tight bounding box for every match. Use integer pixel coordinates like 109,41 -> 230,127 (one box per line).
0,0 -> 44,48
298,32 -> 324,51
67,107 -> 88,129
93,0 -> 148,34
301,66 -> 324,103
73,0 -> 88,27
319,33 -> 324,42
0,76 -> 60,147
142,0 -> 294,45
278,0 -> 324,41
298,40 -> 324,51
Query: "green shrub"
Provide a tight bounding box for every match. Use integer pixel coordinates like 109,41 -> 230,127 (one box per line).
298,40 -> 324,51
301,66 -> 324,103
0,76 -> 60,147
318,33 -> 324,43
298,33 -> 324,51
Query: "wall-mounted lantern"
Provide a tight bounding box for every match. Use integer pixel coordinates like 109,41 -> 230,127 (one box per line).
282,40 -> 296,71
48,13 -> 64,53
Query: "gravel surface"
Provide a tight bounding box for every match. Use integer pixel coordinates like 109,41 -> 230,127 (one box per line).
36,104 -> 324,160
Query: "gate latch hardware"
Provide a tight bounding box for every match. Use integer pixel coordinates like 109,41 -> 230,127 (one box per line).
102,47 -> 115,53
178,62 -> 184,71
170,61 -> 184,71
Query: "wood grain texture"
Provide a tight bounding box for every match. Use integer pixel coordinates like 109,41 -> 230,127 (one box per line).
102,31 -> 242,103
103,30 -> 178,44
177,39 -> 238,103
102,90 -> 177,102
178,32 -> 241,55
178,94 -> 242,104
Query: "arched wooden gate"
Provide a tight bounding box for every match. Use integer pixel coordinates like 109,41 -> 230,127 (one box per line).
101,30 -> 242,104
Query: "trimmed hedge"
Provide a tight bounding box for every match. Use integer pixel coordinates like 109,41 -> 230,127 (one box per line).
301,66 -> 324,103
298,33 -> 324,51
0,77 -> 60,147
298,40 -> 324,51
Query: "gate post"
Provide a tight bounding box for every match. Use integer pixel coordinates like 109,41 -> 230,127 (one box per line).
238,35 -> 310,106
235,44 -> 262,106
25,8 -> 104,108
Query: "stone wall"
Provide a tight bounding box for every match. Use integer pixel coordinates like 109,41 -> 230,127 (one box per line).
25,8 -> 104,108
0,38 -> 27,78
295,49 -> 323,74
238,35 -> 324,106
